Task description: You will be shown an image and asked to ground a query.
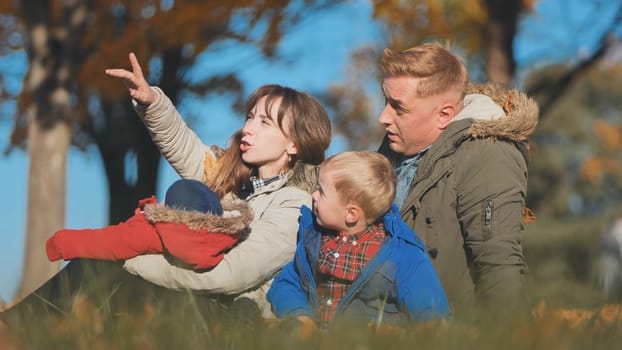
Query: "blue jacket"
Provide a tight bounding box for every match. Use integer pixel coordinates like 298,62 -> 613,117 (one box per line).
267,205 -> 449,326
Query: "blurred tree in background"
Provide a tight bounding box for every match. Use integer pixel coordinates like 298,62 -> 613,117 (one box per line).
520,2 -> 622,219
526,60 -> 622,218
0,0 -> 336,299
0,0 -> 92,299
324,0 -> 622,221
324,0 -> 536,151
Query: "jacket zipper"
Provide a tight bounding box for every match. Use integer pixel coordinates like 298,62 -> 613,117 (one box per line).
301,241 -> 318,310
485,200 -> 493,226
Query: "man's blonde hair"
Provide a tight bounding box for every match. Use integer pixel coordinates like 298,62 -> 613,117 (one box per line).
382,42 -> 468,99
321,151 -> 396,224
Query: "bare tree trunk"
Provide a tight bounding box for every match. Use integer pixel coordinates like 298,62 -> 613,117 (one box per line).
484,0 -> 521,84
18,115 -> 70,298
16,0 -> 92,299
97,101 -> 161,224
96,48 -> 183,224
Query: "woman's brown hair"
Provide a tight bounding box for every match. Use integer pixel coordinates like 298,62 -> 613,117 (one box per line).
208,84 -> 331,197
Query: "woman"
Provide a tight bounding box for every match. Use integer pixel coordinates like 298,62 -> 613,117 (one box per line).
105,53 -> 332,317
2,53 -> 331,324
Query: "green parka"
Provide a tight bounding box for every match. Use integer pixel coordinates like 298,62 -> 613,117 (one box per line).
379,83 -> 539,318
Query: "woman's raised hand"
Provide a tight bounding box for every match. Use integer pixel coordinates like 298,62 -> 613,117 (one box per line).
105,52 -> 157,106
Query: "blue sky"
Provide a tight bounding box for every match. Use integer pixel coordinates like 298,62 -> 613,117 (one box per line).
0,1 -> 383,302
514,0 -> 622,71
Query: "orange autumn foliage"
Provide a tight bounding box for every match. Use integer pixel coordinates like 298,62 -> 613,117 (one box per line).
531,302 -> 622,330
594,119 -> 622,150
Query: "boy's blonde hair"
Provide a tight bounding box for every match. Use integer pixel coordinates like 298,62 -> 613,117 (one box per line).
321,151 -> 396,224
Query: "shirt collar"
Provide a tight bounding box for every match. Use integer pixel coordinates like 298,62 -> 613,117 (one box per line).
240,173 -> 287,199
396,146 -> 430,169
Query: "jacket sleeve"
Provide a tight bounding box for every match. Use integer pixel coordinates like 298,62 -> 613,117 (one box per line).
398,251 -> 450,322
133,87 -> 213,181
123,187 -> 309,294
456,139 -> 528,309
46,207 -> 163,262
267,260 -> 313,319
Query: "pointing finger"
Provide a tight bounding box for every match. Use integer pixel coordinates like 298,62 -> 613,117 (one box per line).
105,68 -> 133,79
129,52 -> 145,80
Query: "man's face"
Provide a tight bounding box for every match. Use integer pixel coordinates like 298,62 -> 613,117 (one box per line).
378,75 -> 448,156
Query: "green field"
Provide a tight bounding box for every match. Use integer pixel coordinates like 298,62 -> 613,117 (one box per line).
1,218 -> 621,349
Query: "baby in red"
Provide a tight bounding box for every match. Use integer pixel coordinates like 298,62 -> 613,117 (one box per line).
46,179 -> 253,270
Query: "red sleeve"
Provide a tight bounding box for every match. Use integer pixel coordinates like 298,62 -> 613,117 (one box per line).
46,209 -> 163,261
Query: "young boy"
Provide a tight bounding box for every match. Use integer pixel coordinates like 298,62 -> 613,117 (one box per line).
46,179 -> 253,270
267,151 -> 449,328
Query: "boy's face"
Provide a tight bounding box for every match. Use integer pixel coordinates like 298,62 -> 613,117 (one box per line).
311,169 -> 347,232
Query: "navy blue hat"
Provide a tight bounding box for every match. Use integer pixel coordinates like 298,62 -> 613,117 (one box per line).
164,179 -> 223,215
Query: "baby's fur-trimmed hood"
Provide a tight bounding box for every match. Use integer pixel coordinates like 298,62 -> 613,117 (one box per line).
459,82 -> 539,142
142,196 -> 253,235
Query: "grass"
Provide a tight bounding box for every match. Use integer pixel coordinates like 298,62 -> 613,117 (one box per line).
1,218 -> 621,349
523,216 -> 610,308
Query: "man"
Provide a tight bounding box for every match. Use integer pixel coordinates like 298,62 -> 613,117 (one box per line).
377,43 -> 538,318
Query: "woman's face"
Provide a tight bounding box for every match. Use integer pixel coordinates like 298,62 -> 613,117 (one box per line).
240,97 -> 297,179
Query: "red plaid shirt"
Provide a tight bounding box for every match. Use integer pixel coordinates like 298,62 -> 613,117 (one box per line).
316,223 -> 386,325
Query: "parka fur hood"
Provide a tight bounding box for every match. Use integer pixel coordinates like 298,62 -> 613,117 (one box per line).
459,82 -> 539,142
142,197 -> 254,235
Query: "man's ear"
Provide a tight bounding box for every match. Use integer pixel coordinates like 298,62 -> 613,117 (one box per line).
438,103 -> 457,130
345,204 -> 363,225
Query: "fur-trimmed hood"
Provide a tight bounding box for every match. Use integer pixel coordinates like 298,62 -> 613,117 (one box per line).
456,82 -> 539,142
142,197 -> 253,235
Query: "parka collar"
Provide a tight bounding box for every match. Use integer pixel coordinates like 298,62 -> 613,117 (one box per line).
244,161 -> 320,199
408,82 -> 539,183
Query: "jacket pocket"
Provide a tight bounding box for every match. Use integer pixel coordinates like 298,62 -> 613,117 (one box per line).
355,263 -> 402,322
358,262 -> 397,302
